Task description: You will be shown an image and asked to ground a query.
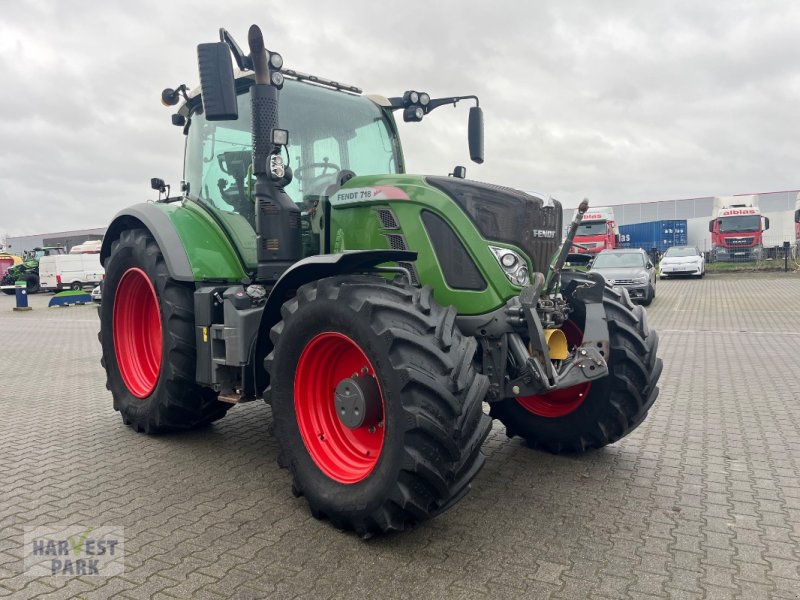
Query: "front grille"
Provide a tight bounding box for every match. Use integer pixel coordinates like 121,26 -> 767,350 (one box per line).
426,177 -> 562,273
611,279 -> 635,286
727,237 -> 754,246
421,210 -> 486,291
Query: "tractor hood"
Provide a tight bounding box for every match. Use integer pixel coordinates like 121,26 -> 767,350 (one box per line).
425,176 -> 562,273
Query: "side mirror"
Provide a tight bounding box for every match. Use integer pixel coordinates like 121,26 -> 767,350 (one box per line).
764,216 -> 770,231
468,106 -> 484,164
647,262 -> 654,270
197,42 -> 238,121
450,165 -> 466,179
708,220 -> 714,233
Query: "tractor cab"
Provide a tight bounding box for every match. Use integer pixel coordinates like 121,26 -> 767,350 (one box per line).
177,76 -> 405,266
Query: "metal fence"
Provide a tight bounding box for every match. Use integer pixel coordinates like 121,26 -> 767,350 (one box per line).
639,235 -> 799,271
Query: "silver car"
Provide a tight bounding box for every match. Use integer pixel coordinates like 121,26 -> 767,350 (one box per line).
589,248 -> 656,306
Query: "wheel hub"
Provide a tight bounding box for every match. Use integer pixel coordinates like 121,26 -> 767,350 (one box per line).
334,375 -> 382,429
294,331 -> 386,484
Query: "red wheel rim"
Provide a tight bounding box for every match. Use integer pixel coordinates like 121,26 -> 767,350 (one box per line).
113,268 -> 162,398
516,320 -> 593,418
294,332 -> 385,484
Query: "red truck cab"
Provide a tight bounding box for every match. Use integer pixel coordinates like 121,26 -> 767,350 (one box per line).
572,206 -> 619,254
708,196 -> 769,261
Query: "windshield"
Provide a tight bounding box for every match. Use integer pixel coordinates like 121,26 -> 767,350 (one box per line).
576,221 -> 607,236
184,78 -> 403,218
664,247 -> 698,258
592,253 -> 645,269
719,215 -> 760,233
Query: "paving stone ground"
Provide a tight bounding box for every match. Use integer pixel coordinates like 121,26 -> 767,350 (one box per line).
0,273 -> 799,599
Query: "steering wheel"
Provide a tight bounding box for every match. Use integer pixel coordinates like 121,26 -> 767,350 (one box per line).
294,161 -> 341,184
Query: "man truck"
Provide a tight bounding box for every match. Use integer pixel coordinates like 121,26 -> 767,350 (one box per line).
708,195 -> 769,262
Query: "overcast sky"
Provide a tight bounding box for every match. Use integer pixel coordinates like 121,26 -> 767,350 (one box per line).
1,0 -> 798,236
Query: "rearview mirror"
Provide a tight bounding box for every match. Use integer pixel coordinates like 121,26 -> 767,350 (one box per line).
764,216 -> 770,231
708,220 -> 714,233
468,106 -> 484,164
197,42 -> 238,121
647,262 -> 654,270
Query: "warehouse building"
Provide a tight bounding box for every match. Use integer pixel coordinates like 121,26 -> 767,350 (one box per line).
6,227 -> 107,254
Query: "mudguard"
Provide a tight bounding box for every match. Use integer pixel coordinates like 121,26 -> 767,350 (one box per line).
101,204 -> 194,281
100,202 -> 247,283
250,249 -> 417,397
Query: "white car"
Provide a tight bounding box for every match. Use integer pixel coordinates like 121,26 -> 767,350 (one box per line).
91,285 -> 102,304
659,246 -> 705,279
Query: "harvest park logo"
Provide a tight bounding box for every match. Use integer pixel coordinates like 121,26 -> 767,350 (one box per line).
24,526 -> 124,576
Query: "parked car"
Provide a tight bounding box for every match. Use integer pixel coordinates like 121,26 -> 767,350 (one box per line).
659,246 -> 705,279
589,248 -> 657,306
91,285 -> 102,304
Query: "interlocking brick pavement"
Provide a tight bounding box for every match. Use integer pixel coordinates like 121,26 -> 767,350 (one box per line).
0,273 -> 798,599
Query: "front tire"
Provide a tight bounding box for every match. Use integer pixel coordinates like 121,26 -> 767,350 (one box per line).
266,276 -> 491,535
490,284 -> 662,453
99,228 -> 231,433
640,284 -> 654,306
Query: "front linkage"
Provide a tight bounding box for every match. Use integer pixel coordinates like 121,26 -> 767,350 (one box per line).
459,199 -> 609,401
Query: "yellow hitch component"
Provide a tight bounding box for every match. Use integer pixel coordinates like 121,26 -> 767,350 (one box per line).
544,328 -> 569,360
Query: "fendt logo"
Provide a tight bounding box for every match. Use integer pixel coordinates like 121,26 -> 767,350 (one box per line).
532,229 -> 556,238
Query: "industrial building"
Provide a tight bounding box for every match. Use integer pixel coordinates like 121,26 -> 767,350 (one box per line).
6,227 -> 106,254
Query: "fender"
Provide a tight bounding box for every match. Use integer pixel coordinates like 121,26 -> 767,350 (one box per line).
100,202 -> 247,282
249,249 -> 417,397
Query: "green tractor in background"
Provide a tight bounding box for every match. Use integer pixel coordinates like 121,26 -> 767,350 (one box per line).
1,246 -> 66,294
99,25 -> 662,535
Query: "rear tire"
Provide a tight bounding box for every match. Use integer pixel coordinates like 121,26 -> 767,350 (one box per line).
266,276 -> 491,535
99,228 -> 231,433
69,281 -> 82,291
490,284 -> 662,453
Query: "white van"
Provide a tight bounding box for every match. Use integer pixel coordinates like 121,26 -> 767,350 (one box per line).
39,254 -> 105,291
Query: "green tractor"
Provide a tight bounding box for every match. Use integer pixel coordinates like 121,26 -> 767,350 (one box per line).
99,25 -> 662,535
1,246 -> 66,294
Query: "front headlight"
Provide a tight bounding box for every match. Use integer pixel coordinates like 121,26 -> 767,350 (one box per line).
633,275 -> 649,284
490,246 -> 530,286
